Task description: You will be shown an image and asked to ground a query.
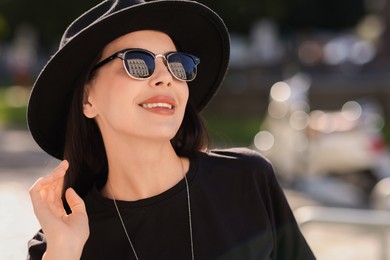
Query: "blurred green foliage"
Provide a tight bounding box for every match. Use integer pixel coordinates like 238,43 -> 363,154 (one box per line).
203,114 -> 262,148
0,86 -> 28,127
0,104 -> 26,127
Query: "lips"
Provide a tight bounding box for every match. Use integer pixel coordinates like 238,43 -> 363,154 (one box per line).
139,96 -> 176,114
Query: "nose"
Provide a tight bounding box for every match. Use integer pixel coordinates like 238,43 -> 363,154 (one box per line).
149,57 -> 173,87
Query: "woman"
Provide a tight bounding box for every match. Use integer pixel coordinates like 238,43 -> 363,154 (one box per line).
27,0 -> 315,259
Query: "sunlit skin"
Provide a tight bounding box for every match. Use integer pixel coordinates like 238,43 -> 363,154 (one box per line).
29,30 -> 191,260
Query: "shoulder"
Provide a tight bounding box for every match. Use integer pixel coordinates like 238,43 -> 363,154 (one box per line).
200,147 -> 272,170
196,147 -> 276,184
194,148 -> 285,209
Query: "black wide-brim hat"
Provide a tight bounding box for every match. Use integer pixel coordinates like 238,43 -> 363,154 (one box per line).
27,0 -> 230,159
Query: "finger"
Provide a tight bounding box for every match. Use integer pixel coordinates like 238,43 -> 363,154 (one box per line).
36,161 -> 68,191
29,175 -> 56,203
29,177 -> 46,207
52,160 -> 68,194
29,160 -> 69,215
46,161 -> 68,198
47,161 -> 69,216
53,161 -> 67,195
65,188 -> 87,215
29,179 -> 56,222
48,160 -> 69,183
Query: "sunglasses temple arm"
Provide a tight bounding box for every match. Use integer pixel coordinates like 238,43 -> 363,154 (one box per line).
91,53 -> 121,73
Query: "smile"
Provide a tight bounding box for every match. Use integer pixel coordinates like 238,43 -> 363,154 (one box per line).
141,102 -> 174,109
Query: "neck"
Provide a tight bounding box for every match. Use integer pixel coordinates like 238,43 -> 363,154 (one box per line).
108,153 -> 195,260
100,134 -> 189,201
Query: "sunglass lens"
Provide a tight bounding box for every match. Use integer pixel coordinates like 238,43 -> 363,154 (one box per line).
124,51 -> 155,79
167,54 -> 199,81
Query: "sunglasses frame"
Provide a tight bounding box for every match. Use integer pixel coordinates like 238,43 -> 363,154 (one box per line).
91,48 -> 200,82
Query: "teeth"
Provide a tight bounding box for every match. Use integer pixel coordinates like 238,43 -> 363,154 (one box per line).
142,103 -> 173,109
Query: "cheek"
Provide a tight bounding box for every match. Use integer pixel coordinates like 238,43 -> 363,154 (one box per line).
180,84 -> 190,104
88,81 -> 135,119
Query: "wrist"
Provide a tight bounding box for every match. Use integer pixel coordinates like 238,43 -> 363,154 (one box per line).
43,242 -> 85,260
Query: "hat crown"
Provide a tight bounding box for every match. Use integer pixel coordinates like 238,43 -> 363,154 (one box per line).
60,0 -> 145,47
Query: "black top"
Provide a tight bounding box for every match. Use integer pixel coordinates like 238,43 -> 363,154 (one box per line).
27,148 -> 315,259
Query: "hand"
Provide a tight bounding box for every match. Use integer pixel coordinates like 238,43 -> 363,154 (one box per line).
29,160 -> 90,260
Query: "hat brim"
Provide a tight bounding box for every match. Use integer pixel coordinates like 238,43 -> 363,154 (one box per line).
27,0 -> 230,159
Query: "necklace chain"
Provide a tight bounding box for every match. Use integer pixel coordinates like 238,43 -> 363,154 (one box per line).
184,174 -> 195,260
109,159 -> 194,260
111,193 -> 140,260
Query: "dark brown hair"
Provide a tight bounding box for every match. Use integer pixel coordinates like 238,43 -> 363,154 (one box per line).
62,60 -> 209,200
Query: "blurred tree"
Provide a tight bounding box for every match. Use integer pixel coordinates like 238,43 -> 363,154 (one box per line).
377,0 -> 390,59
283,0 -> 366,30
199,0 -> 366,33
0,0 -> 101,46
198,0 -> 267,33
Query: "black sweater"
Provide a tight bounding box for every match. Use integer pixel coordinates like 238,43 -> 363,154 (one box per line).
28,148 -> 315,259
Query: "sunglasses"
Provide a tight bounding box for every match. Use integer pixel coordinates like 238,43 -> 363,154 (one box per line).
91,48 -> 200,82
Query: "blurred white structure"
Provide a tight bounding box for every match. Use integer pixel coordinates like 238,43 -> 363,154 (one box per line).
253,73 -> 390,206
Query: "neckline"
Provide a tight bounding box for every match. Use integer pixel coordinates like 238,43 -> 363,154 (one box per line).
89,154 -> 198,208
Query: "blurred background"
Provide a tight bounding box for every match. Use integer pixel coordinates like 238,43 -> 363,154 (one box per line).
1,0 -> 390,259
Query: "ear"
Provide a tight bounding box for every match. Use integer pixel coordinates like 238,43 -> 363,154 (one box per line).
83,84 -> 97,119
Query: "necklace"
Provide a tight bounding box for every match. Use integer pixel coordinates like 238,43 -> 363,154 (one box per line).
109,158 -> 194,260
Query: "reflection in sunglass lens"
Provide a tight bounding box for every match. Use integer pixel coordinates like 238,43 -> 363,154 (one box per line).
167,54 -> 197,81
124,52 -> 155,78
